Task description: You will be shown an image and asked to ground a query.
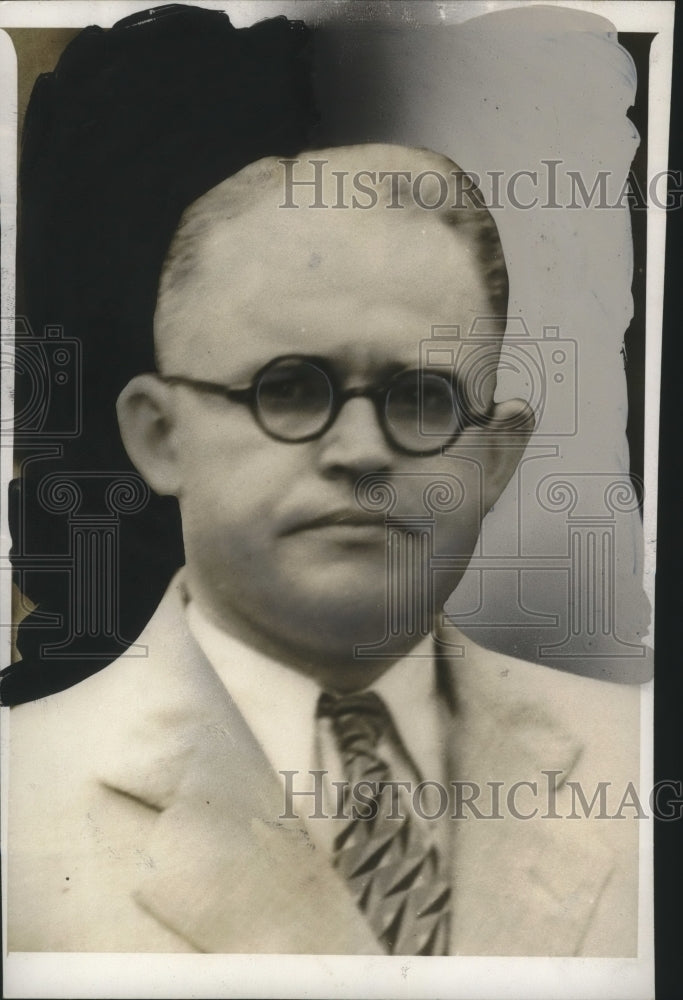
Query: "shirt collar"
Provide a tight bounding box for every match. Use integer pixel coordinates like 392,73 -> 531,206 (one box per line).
371,637 -> 439,778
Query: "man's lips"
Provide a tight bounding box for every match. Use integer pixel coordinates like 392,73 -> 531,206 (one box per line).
279,510 -> 388,537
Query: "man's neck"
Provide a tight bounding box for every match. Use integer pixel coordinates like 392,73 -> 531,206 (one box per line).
186,585 -> 434,692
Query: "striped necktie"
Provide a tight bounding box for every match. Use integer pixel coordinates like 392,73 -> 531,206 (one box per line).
318,690 -> 451,955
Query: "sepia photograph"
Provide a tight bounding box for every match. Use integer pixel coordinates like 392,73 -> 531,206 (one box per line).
0,1 -> 675,997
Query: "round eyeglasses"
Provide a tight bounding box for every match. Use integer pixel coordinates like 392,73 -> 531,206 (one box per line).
158,354 -> 472,456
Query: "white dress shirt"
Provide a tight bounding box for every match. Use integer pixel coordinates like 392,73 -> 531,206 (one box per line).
186,600 -> 448,853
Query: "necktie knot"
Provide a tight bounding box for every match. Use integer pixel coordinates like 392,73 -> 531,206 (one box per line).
317,690 -> 387,753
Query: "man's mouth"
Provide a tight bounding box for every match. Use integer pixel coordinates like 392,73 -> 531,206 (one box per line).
279,510 -> 388,537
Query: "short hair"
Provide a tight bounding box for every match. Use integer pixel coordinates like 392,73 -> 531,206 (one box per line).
155,143 -> 508,362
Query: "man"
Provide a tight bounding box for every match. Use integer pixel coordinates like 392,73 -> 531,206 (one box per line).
7,145 -> 640,956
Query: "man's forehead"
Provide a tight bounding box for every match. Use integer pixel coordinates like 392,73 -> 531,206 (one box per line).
187,195 -> 466,285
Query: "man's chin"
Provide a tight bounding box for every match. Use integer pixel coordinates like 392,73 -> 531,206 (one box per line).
279,551 -> 384,592
277,581 -> 432,652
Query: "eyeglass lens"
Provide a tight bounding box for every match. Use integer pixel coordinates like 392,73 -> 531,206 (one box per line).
256,359 -> 335,439
384,372 -> 461,451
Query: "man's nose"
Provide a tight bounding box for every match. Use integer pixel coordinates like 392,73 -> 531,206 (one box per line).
317,397 -> 394,477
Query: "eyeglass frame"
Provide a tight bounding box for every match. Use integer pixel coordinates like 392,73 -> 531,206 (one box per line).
155,353 -> 479,456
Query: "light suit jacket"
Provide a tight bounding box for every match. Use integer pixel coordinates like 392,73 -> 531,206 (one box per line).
7,575 -> 641,956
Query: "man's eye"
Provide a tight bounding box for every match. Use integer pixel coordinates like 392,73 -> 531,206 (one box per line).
258,362 -> 332,414
391,374 -> 453,408
422,380 -> 456,413
260,376 -> 309,410
267,377 -> 305,400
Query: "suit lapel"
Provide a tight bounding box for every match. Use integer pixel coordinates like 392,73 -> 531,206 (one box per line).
436,636 -> 616,956
132,708 -> 381,954
96,576 -> 381,954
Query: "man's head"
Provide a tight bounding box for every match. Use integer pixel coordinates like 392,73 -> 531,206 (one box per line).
117,144 -> 533,688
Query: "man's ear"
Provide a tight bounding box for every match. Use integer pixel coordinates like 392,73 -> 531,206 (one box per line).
479,398 -> 536,513
116,374 -> 181,496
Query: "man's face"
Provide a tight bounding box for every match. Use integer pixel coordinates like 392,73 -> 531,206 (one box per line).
155,182 -> 498,671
